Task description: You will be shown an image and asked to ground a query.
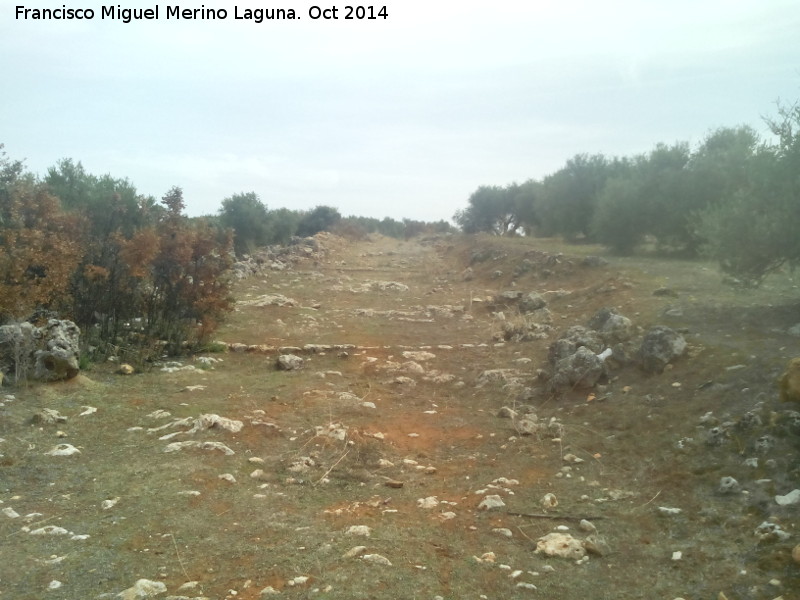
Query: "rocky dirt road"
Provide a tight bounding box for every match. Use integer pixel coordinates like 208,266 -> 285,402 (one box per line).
1,233 -> 798,599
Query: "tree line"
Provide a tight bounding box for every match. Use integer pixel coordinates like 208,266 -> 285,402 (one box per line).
454,101 -> 800,286
0,150 -> 452,364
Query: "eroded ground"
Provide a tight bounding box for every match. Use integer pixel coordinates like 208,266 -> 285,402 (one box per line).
1,233 -> 798,600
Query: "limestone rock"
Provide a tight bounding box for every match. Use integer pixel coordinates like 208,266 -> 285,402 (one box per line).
117,578 -> 167,599
277,354 -> 304,371
478,495 -> 506,510
588,307 -> 634,344
535,533 -> 586,559
548,326 -> 604,364
639,326 -> 686,374
34,319 -> 81,381
0,319 -> 80,382
552,346 -> 606,389
518,292 -> 547,313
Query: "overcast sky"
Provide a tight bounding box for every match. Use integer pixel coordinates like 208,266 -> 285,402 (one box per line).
2,0 -> 798,221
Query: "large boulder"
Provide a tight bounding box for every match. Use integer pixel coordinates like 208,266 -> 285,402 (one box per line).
0,319 -> 80,383
639,326 -> 686,374
277,354 -> 304,371
588,307 -> 635,344
548,326 -> 604,365
34,320 -> 81,382
552,346 -> 607,389
518,292 -> 547,314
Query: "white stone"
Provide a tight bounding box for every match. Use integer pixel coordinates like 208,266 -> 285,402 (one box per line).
535,533 -> 586,559
417,496 -> 439,509
44,444 -> 80,457
658,506 -> 683,515
775,489 -> 800,506
163,440 -> 234,455
541,493 -> 558,509
117,578 -> 167,599
362,553 -> 392,566
345,525 -> 372,537
259,585 -> 281,595
493,528 -> 513,538
102,497 -> 120,510
29,526 -> 69,536
478,495 -> 506,510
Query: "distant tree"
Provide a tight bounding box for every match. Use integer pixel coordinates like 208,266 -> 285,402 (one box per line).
265,207 -> 301,245
538,154 -> 618,241
296,205 -> 341,237
591,175 -> 649,255
455,185 -> 520,235
218,191 -> 270,256
698,101 -> 800,285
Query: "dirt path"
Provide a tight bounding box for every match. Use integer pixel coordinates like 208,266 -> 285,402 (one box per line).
1,233 -> 798,600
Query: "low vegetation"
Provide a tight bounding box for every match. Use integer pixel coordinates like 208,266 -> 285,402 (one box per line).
455,100 -> 800,286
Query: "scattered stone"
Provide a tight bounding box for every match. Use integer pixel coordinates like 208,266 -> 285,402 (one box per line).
579,519 -> 596,534
163,441 -> 235,455
792,543 -> 800,565
187,414 -> 244,434
583,535 -> 610,556
2,507 -> 20,518
417,496 -> 439,509
32,408 -> 68,425
239,294 -> 297,307
774,489 -> 800,506
287,576 -> 309,587
277,354 -> 304,371
515,417 -> 540,436
754,521 -> 791,542
541,493 -> 558,510
718,476 -> 740,494
259,585 -> 281,595
147,409 -> 172,420
44,443 -> 81,457
588,307 -> 634,344
30,526 -> 69,536
478,495 -> 506,510
118,363 -> 135,375
346,525 -> 372,537
79,406 -> 97,416
535,533 -> 586,559
639,326 -> 686,374
657,507 -> 683,516
362,553 -> 392,566
516,582 -> 538,590
402,351 -> 436,361
493,528 -> 513,538
102,497 -> 120,510
552,346 -> 606,389
549,326 -> 604,364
